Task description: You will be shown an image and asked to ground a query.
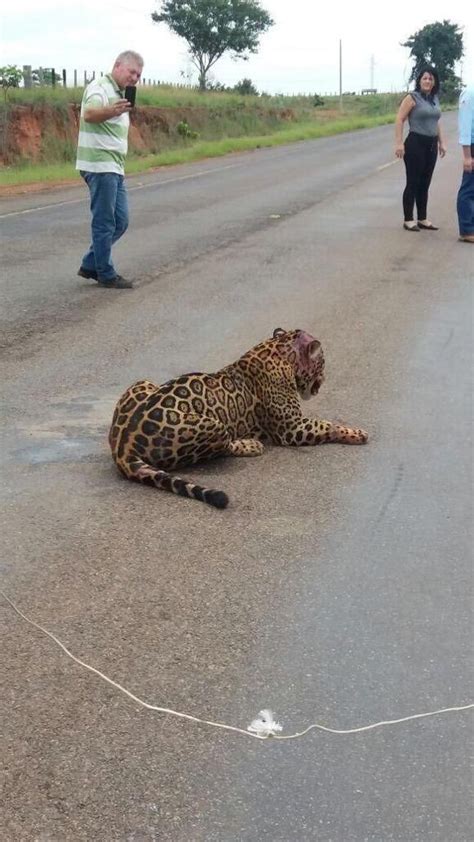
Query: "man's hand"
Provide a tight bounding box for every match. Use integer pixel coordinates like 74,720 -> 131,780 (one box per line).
111,98 -> 132,117
84,100 -> 131,123
462,156 -> 473,173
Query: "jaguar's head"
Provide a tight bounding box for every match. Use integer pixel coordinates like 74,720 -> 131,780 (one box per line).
273,327 -> 325,400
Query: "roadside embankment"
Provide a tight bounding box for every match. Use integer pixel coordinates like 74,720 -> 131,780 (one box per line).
0,90 -> 402,191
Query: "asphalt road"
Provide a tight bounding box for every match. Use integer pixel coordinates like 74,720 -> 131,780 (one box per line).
1,115 -> 473,841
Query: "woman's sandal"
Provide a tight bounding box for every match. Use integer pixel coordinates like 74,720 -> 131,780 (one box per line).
417,222 -> 439,230
403,223 -> 420,231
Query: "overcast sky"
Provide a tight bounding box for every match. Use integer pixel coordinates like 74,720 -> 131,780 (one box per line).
2,0 -> 472,94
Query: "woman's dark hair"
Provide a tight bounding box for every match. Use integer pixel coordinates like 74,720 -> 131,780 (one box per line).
414,66 -> 440,97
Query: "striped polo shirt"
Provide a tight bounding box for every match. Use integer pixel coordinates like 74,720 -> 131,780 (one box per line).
76,74 -> 129,174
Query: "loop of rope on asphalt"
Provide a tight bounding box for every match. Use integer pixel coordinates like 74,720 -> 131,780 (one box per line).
2,589 -> 473,742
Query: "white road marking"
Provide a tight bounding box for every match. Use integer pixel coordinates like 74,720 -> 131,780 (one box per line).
377,160 -> 399,171
0,157 -> 398,221
0,163 -> 243,219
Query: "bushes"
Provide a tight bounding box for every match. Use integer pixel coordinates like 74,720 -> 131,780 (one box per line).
176,119 -> 199,139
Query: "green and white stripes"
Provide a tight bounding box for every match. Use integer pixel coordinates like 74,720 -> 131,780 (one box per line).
75,75 -> 129,174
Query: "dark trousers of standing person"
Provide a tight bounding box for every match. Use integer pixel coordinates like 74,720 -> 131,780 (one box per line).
456,144 -> 474,236
403,131 -> 438,222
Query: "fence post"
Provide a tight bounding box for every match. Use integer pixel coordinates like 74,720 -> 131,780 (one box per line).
23,65 -> 32,88
38,67 -> 44,85
52,68 -> 56,88
62,69 -> 67,87
74,69 -> 77,87
84,70 -> 87,86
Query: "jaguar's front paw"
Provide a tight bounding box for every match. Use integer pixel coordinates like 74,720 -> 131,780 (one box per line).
229,438 -> 264,456
334,424 -> 369,444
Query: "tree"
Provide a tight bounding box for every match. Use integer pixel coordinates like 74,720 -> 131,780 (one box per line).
402,20 -> 464,100
152,0 -> 273,91
0,65 -> 23,103
0,66 -> 23,162
32,67 -> 62,86
234,77 -> 258,95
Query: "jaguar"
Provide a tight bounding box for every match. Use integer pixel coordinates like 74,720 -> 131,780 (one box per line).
109,328 -> 368,508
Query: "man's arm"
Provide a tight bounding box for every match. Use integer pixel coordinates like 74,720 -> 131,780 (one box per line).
460,145 -> 473,173
84,100 -> 131,123
458,89 -> 474,173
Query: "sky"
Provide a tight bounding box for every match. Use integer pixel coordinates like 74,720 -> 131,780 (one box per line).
2,0 -> 473,95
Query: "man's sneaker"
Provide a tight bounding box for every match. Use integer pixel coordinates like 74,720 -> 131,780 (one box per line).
78,266 -> 98,280
97,274 -> 134,289
458,233 -> 474,244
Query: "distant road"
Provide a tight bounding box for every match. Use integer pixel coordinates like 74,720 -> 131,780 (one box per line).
2,122 -> 405,353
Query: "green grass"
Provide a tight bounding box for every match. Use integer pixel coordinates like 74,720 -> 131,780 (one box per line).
0,112 -> 396,188
0,161 -> 78,186
132,113 -> 396,166
4,84 -> 403,112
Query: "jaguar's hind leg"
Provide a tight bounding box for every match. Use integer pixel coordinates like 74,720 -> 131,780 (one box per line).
172,417 -> 264,462
143,413 -> 238,468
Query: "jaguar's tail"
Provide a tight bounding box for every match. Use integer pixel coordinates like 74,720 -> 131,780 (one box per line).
119,458 -> 229,509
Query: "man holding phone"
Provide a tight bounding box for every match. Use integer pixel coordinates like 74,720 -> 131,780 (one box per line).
76,50 -> 143,288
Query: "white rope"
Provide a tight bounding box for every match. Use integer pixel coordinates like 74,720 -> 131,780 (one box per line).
2,589 -> 473,742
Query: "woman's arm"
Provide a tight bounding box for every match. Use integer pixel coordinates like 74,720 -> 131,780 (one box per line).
395,95 -> 415,158
437,120 -> 447,158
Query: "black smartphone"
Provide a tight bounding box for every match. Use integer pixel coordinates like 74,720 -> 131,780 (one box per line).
124,86 -> 136,107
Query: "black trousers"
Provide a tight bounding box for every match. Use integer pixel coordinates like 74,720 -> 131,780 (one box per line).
402,131 -> 438,221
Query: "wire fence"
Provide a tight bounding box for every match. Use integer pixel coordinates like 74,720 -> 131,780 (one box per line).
20,67 -> 378,98
21,65 -> 192,89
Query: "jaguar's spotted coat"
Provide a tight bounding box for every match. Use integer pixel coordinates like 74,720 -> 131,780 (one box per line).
109,328 -> 368,508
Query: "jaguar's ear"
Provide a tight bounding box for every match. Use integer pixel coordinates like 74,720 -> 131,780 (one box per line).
308,339 -> 322,359
295,331 -> 320,355
273,327 -> 287,338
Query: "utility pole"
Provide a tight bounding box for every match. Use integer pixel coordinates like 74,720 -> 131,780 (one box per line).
370,54 -> 375,89
339,39 -> 343,111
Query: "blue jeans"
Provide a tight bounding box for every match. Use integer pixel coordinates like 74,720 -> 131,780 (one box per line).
457,170 -> 474,235
80,172 -> 129,280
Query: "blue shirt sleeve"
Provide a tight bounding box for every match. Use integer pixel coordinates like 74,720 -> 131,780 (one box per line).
458,87 -> 474,146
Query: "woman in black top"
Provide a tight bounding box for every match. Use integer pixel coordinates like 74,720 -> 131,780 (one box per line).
395,66 -> 446,231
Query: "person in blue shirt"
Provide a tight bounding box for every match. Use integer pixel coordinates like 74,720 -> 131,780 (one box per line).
457,85 -> 474,243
